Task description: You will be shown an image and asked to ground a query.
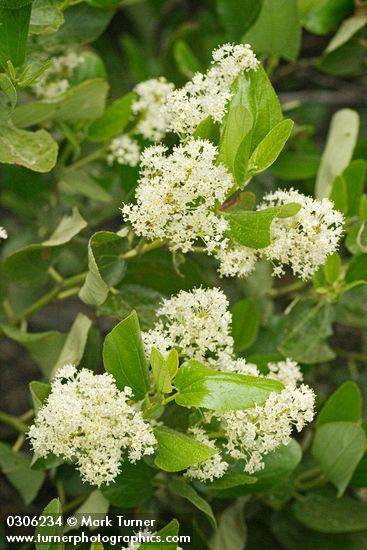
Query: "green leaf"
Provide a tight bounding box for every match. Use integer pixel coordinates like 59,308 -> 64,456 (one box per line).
169,479 -> 217,528
209,498 -> 247,550
174,360 -> 283,412
13,79 -> 109,128
35,498 -> 64,550
0,0 -> 34,7
103,310 -> 149,400
218,105 -> 253,182
325,14 -> 367,53
1,325 -> 66,376
42,207 -> 87,247
154,426 -> 217,472
151,347 -> 173,394
173,40 -> 201,78
35,3 -> 113,50
244,0 -> 301,61
29,381 -> 51,414
293,490 -> 367,533
279,299 -> 335,364
229,67 -> 283,154
333,160 -> 367,217
193,116 -> 220,143
203,473 -> 257,491
315,109 -> 359,198
216,0 -> 262,40
345,254 -> 367,285
312,422 -> 366,496
29,0 -> 64,35
303,0 -> 355,34
0,443 -> 45,505
52,313 -> 92,377
225,203 -> 301,249
59,169 -> 111,203
324,253 -> 341,284
231,298 -> 260,351
79,231 -> 126,307
87,92 -> 136,142
247,119 -> 294,175
65,490 -> 109,532
0,73 -> 16,108
0,3 -> 31,68
0,119 -> 57,173
97,284 -> 162,331
138,519 -> 180,550
317,382 -> 362,427
3,244 -> 56,287
101,460 -> 154,508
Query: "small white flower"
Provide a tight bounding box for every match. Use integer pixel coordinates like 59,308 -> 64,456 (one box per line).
258,188 -> 344,280
107,135 -> 140,167
143,287 -> 234,366
28,366 -> 156,487
185,427 -> 229,482
31,51 -> 83,99
164,43 -> 259,135
0,227 -> 8,240
122,139 -> 233,253
132,77 -> 174,141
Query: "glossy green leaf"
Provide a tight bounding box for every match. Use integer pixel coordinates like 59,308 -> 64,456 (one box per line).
312,422 -> 366,496
174,360 -> 283,411
3,244 -> 56,287
326,15 -> 367,53
229,67 -> 283,153
225,203 -> 301,249
42,207 -> 87,247
324,253 -> 341,284
216,0 -> 262,40
244,0 -> 301,61
303,0 -> 355,35
35,499 -> 64,550
169,479 -> 216,527
87,92 -> 136,142
29,381 -> 51,414
293,490 -> 367,533
154,426 -> 217,472
103,310 -> 150,400
151,347 -> 172,394
218,105 -> 253,182
247,119 -> 294,175
0,443 -> 45,505
345,254 -> 367,285
138,519 -> 179,550
231,298 -> 260,351
0,3 -> 31,68
101,460 -> 153,508
315,109 -> 359,198
279,299 -> 335,364
317,382 -> 362,427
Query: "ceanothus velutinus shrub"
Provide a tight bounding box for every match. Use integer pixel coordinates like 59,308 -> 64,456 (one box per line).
1,4 -> 367,546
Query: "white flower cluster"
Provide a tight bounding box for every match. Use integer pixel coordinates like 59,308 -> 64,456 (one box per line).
223,381 -> 315,474
143,287 -> 234,366
31,51 -> 83,99
259,188 -> 344,280
142,287 -> 314,480
191,359 -> 314,479
0,227 -> 7,240
185,427 -> 229,482
28,365 -> 156,487
107,135 -> 140,167
132,77 -> 174,141
164,43 -> 259,135
122,139 -> 232,253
